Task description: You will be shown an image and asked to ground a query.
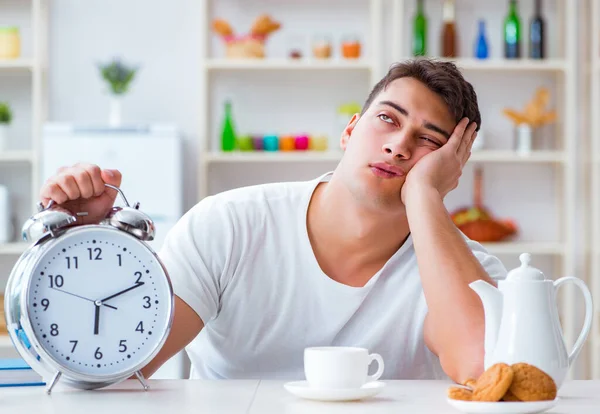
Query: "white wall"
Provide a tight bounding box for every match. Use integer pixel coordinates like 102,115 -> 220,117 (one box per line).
45,1 -> 577,305
48,0 -> 203,212
0,0 -> 586,375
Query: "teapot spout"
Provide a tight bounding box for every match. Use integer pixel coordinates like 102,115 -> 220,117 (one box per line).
469,280 -> 503,368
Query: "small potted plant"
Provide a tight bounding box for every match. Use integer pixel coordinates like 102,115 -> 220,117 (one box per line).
0,102 -> 12,151
503,87 -> 557,154
98,57 -> 139,127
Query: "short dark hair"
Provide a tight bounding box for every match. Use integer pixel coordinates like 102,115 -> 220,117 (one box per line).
361,58 -> 481,131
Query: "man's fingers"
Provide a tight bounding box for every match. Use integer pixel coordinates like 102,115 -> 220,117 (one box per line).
448,118 -> 470,151
468,130 -> 478,151
458,122 -> 478,155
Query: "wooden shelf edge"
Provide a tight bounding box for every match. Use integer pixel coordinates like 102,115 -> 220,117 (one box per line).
205,58 -> 373,70
0,242 -> 29,255
203,150 -> 565,164
481,242 -> 565,256
0,335 -> 13,349
0,59 -> 35,70
436,58 -> 567,71
0,150 -> 35,163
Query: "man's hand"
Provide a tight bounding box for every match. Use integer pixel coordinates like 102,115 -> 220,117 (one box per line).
401,117 -> 478,204
39,163 -> 122,225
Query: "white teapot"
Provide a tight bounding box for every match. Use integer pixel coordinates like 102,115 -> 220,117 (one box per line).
469,253 -> 593,388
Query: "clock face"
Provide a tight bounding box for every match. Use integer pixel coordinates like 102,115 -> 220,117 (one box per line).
26,226 -> 173,378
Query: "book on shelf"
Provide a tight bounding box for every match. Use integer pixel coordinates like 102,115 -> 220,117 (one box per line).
0,359 -> 45,387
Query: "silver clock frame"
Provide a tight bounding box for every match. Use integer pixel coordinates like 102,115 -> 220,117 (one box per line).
4,187 -> 175,394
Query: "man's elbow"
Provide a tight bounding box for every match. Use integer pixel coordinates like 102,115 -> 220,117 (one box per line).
439,344 -> 485,384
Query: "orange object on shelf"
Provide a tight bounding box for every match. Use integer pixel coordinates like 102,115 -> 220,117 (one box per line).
279,135 -> 295,151
312,34 -> 332,59
341,36 -> 361,59
451,167 -> 517,242
212,15 -> 281,59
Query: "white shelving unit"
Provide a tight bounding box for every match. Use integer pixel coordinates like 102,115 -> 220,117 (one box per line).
589,0 -> 600,380
199,0 -> 580,372
0,0 -> 47,253
203,149 -> 567,164
199,1 -> 577,277
198,0 -> 385,199
205,59 -> 375,71
0,0 -> 48,353
392,0 -> 578,369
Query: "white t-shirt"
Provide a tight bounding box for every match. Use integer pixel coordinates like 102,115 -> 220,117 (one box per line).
158,172 -> 507,380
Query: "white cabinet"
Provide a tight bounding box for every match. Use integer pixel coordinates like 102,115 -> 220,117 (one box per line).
42,124 -> 183,252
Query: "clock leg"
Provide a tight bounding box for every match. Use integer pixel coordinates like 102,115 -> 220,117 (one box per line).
46,371 -> 62,395
134,370 -> 149,391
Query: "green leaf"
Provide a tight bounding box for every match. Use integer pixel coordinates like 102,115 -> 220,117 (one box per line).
0,102 -> 12,124
98,58 -> 139,96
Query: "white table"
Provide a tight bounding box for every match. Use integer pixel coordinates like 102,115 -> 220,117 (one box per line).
1,379 -> 598,413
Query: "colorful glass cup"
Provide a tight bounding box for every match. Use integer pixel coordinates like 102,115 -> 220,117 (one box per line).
238,135 -> 253,151
252,136 -> 264,151
295,135 -> 309,150
309,135 -> 328,151
263,135 -> 279,151
279,135 -> 295,151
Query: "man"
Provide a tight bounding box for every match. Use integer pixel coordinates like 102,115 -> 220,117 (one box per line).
40,58 -> 506,385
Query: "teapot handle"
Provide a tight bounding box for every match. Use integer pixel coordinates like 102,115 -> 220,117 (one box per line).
554,277 -> 594,366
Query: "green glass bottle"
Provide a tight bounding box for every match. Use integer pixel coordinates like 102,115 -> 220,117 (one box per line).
221,100 -> 236,152
412,0 -> 427,57
504,0 -> 521,59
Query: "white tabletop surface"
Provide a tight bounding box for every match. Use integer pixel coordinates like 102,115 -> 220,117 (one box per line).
1,379 -> 599,413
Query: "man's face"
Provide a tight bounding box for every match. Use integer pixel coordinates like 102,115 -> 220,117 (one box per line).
338,77 -> 457,211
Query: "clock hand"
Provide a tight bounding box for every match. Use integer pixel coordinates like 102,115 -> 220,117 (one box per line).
51,287 -> 117,310
94,303 -> 100,335
101,282 -> 145,303
50,287 -> 118,310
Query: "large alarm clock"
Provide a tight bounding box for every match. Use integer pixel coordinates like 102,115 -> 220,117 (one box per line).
4,184 -> 174,394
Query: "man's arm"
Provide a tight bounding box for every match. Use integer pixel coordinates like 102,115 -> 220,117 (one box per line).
400,118 -> 493,383
140,296 -> 204,378
405,186 -> 494,384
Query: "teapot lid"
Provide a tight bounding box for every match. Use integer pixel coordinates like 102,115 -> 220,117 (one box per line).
506,253 -> 545,281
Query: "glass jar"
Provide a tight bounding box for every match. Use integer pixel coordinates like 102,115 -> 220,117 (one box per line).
309,135 -> 328,151
312,34 -> 332,59
0,26 -> 20,59
279,135 -> 295,151
294,135 -> 309,151
341,34 -> 361,59
287,34 -> 305,60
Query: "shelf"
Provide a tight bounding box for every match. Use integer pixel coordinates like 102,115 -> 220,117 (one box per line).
0,150 -> 34,163
481,242 -> 565,256
204,150 -> 565,164
0,242 -> 28,255
204,151 -> 342,163
470,150 -> 565,163
0,335 -> 13,349
205,58 -> 373,71
436,58 -> 568,72
0,59 -> 34,71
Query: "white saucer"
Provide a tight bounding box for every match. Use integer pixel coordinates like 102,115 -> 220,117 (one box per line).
447,397 -> 559,414
284,381 -> 386,402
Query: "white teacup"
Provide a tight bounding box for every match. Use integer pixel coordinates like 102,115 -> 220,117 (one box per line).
304,346 -> 385,389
